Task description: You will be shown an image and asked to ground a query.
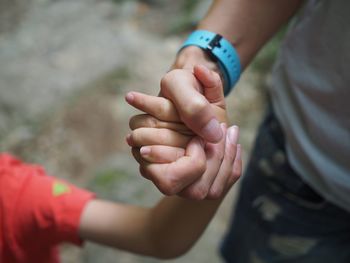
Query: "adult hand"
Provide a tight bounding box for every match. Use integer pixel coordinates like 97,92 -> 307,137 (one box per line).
126,65 -> 240,199
159,64 -> 225,143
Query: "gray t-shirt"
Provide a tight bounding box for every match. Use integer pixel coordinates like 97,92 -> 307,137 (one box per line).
269,0 -> 350,211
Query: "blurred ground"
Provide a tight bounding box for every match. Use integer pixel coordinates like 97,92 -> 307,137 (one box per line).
0,0 -> 277,262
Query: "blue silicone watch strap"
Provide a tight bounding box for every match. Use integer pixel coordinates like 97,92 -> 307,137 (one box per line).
180,30 -> 241,96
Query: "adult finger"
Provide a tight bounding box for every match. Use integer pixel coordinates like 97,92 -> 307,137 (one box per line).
207,125 -> 240,199
160,69 -> 223,143
226,144 -> 242,188
179,123 -> 227,200
125,92 -> 180,122
128,127 -> 191,148
193,65 -> 225,108
195,65 -> 227,123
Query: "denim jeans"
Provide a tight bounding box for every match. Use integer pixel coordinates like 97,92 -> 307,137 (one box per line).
220,108 -> 350,263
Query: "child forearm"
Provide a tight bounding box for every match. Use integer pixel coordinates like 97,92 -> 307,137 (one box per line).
146,196 -> 223,259
79,200 -> 157,256
79,197 -> 222,259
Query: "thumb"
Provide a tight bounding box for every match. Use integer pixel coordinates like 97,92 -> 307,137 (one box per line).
193,65 -> 225,108
160,69 -> 223,143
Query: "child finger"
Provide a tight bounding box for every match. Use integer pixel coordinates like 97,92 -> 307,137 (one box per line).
129,128 -> 191,148
140,145 -> 185,163
131,147 -> 144,164
131,148 -> 152,181
129,114 -> 192,135
125,92 -> 180,122
141,136 -> 206,196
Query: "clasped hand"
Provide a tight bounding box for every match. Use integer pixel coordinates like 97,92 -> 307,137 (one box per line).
125,65 -> 242,200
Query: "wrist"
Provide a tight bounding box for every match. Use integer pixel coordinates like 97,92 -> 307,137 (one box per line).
173,46 -> 224,86
173,46 -> 221,73
177,30 -> 241,96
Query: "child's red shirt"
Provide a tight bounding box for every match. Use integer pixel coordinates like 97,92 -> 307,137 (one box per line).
0,153 -> 94,263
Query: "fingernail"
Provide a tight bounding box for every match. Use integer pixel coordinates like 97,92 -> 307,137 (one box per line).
125,92 -> 134,103
227,125 -> 239,145
140,146 -> 151,156
201,118 -> 222,142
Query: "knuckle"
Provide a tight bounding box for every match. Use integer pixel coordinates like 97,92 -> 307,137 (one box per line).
192,158 -> 206,175
156,101 -> 169,120
143,167 -> 178,195
155,165 -> 182,196
208,187 -> 223,200
157,177 -> 179,196
191,185 -> 209,201
232,165 -> 242,180
145,115 -> 158,128
184,96 -> 207,116
175,148 -> 185,160
160,71 -> 176,92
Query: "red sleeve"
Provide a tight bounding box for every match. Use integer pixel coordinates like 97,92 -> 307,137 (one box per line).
19,175 -> 96,246
0,153 -> 95,252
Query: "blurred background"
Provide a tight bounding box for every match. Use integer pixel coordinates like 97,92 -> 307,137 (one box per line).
0,0 -> 281,262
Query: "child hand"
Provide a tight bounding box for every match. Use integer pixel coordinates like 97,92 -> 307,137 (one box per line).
128,122 -> 241,199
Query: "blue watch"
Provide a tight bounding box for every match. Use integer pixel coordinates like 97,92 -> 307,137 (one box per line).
180,30 -> 241,96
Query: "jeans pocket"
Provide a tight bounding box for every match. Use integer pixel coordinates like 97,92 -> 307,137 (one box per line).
267,174 -> 328,210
